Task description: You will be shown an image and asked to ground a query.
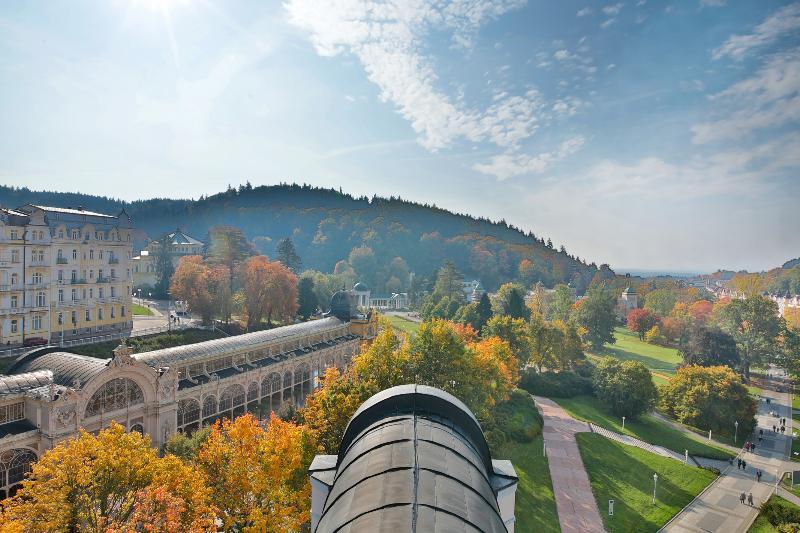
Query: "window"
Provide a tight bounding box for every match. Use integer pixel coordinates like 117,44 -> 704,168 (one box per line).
71,289 -> 77,301
89,270 -> 94,279
111,287 -> 116,298
89,250 -> 94,260
84,378 -> 144,418
57,249 -> 63,260
72,249 -> 77,259
10,250 -> 19,263
10,273 -> 17,286
36,292 -> 46,307
9,230 -> 17,240
58,270 -> 63,281
99,288 -> 104,298
71,270 -> 76,282
32,273 -> 43,284
71,311 -> 77,325
10,320 -> 17,333
32,315 -> 41,330
121,306 -> 126,317
82,289 -> 86,299
10,296 -> 17,308
110,269 -> 115,279
99,250 -> 103,259
58,289 -> 63,302
111,307 -> 115,319
202,396 -> 217,419
89,288 -> 93,298
85,309 -> 91,321
177,399 -> 200,427
218,385 -> 246,413
0,403 -> 25,425
72,231 -> 78,240
98,269 -> 104,279
58,230 -> 64,238
57,312 -> 63,325
0,448 -> 37,492
98,308 -> 104,320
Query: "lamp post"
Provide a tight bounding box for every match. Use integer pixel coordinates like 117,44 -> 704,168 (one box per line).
735,420 -> 739,445
622,416 -> 626,430
652,473 -> 658,504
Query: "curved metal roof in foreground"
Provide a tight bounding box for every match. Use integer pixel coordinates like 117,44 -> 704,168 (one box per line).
133,316 -> 345,368
9,351 -> 108,389
313,384 -> 515,533
0,370 -> 54,397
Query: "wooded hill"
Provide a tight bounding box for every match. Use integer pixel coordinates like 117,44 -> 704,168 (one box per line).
0,183 -> 605,293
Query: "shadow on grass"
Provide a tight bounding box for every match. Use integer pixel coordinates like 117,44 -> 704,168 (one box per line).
596,344 -> 678,375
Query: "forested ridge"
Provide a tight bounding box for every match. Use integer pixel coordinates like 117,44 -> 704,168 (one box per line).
0,183 -> 604,292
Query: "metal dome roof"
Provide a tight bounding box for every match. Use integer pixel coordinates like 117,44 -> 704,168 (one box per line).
353,282 -> 370,292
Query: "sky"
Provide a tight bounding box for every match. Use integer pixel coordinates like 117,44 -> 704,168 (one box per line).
0,0 -> 798,273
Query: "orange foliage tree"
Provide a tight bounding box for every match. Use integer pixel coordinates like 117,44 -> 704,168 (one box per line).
241,256 -> 298,329
195,414 -> 313,532
170,255 -> 230,324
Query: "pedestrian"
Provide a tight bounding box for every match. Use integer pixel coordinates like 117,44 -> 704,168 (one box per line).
760,429 -> 764,437
782,426 -> 786,434
743,460 -> 747,470
767,397 -> 771,404
737,458 -> 742,469
740,492 -> 746,504
757,470 -> 762,482
774,425 -> 777,433
745,441 -> 750,451
759,435 -> 762,442
748,493 -> 754,506
751,442 -> 756,452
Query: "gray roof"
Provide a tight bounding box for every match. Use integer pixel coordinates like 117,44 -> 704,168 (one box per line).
313,385 -> 513,533
10,352 -> 108,389
27,205 -> 116,218
134,317 -> 345,368
0,370 -> 53,397
353,282 -> 369,292
165,229 -> 203,246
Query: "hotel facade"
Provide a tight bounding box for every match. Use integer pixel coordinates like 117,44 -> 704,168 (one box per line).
0,205 -> 134,348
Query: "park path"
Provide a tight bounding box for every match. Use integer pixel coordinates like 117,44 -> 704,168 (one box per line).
534,396 -> 606,533
660,369 -> 793,533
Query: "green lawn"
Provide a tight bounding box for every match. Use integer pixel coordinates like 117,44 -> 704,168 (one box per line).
589,327 -> 682,377
748,495 -> 800,532
384,314 -> 421,335
132,303 -> 154,316
497,435 -> 560,533
793,394 -> 800,410
557,395 -> 733,460
576,433 -> 717,532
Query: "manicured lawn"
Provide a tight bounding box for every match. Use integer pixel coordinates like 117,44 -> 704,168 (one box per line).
791,435 -> 800,462
384,314 -> 421,335
497,435 -> 560,533
576,433 -> 717,532
793,394 -> 800,410
747,495 -> 800,532
557,395 -> 733,460
588,327 -> 682,377
132,303 -> 154,316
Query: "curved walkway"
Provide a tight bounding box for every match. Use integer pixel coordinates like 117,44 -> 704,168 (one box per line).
534,396 -> 606,533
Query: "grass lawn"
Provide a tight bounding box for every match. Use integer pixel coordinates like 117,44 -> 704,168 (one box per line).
747,495 -> 800,532
557,395 -> 733,460
588,327 -> 682,377
791,435 -> 800,462
384,314 -> 421,335
132,303 -> 154,316
497,435 -> 560,533
576,433 -> 717,532
793,394 -> 800,410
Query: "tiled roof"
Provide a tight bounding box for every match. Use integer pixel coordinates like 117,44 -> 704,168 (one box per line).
10,352 -> 108,389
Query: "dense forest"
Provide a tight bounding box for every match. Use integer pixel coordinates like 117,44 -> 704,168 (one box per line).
0,183 -> 605,293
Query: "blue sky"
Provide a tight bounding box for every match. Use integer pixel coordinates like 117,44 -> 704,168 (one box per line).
1,0 -> 798,272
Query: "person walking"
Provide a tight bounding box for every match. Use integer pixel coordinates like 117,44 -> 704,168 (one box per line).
757,469 -> 762,482
748,493 -> 754,506
782,426 -> 786,434
737,458 -> 742,469
774,425 -> 778,433
740,492 -> 746,504
751,442 -> 756,453
742,459 -> 747,471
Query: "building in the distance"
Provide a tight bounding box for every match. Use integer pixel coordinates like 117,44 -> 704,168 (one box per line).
0,290 -> 378,499
462,279 -> 484,302
0,205 -> 134,348
132,229 -> 204,290
616,286 -> 638,320
309,384 -> 518,532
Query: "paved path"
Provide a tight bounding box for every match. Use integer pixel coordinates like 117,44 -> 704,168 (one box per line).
589,423 -> 687,462
661,369 -> 793,533
534,396 -> 606,533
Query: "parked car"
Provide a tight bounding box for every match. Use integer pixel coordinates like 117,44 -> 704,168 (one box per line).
23,337 -> 48,347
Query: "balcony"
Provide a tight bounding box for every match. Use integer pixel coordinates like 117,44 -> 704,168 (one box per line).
108,257 -> 119,264
70,278 -> 87,285
97,276 -> 110,283
0,284 -> 23,292
56,257 -> 69,264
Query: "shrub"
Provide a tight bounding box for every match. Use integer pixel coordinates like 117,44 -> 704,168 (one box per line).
484,389 -> 543,454
760,497 -> 800,529
659,365 -> 756,436
592,357 -> 657,419
644,325 -> 666,345
520,369 -> 593,398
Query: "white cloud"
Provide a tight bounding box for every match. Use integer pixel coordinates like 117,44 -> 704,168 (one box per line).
602,3 -> 624,16
700,0 -> 726,6
472,135 -> 586,180
600,18 -> 617,29
692,47 -> 800,143
712,3 -> 800,61
554,49 -> 572,61
576,7 -> 592,17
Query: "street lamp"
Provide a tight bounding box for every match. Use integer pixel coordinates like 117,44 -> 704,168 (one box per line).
735,421 -> 739,445
652,473 -> 658,504
622,416 -> 626,430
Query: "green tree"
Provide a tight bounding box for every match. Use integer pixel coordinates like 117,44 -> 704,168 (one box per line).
493,282 -> 530,320
276,237 -> 303,274
297,276 -> 318,320
715,296 -> 783,378
432,260 -> 465,303
644,288 -> 677,318
679,326 -> 739,368
574,285 -> 617,351
659,365 -> 756,436
348,246 -> 378,288
483,315 -> 531,369
550,283 -> 575,322
205,225 -> 254,293
152,234 -> 175,299
475,292 -> 493,331
592,357 -> 657,419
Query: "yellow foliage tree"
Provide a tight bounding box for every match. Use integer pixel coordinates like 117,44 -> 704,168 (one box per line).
0,423 -> 215,532
195,413 -> 312,532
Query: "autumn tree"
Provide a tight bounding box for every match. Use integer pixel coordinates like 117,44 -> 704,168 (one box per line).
592,357 -> 657,419
659,365 -> 756,436
0,424 -> 215,532
483,315 -> 532,369
730,273 -> 764,298
517,258 -> 537,286
297,276 -> 318,320
627,308 -> 659,340
241,256 -> 298,329
196,414 -> 312,532
715,296 -> 783,378
644,288 -> 677,318
276,237 -> 303,274
170,256 -> 230,325
574,285 -> 617,351
688,299 -> 714,325
528,314 -> 585,371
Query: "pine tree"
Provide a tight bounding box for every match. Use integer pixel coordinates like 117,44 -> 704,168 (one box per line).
276,237 -> 303,274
